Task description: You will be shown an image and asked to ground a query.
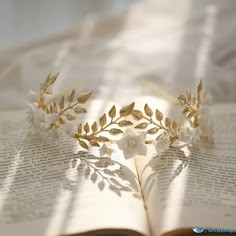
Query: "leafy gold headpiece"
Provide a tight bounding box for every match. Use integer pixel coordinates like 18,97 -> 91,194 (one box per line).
26,73 -> 212,159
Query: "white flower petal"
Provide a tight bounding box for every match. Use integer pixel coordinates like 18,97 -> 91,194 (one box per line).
117,129 -> 147,159
138,132 -> 147,142
123,147 -> 136,159
125,128 -> 135,136
117,138 -> 126,150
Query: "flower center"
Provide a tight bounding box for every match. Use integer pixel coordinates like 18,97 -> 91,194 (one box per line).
128,139 -> 136,148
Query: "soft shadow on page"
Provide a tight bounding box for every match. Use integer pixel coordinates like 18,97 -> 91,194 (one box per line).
0,110 -> 149,236
135,104 -> 236,236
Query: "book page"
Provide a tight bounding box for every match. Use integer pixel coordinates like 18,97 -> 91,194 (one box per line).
135,104 -> 236,236
0,108 -> 150,236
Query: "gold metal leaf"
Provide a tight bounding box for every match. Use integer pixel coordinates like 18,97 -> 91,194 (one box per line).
108,105 -> 116,119
45,72 -> 52,83
74,105 -> 86,113
77,91 -> 93,104
169,136 -> 177,144
99,113 -> 107,128
53,102 -> 57,113
91,121 -> 98,133
109,128 -> 123,135
177,95 -> 186,105
77,124 -> 82,133
46,72 -> 59,86
187,111 -> 195,118
98,136 -> 110,142
144,104 -> 153,117
59,117 -> 65,124
84,122 -> 90,133
79,140 -> 89,150
192,96 -> 197,108
120,102 -> 135,117
197,79 -> 203,95
145,140 -> 153,144
155,109 -> 163,121
186,89 -> 191,102
90,140 -> 100,147
45,87 -> 52,94
131,110 -> 143,120
59,96 -> 65,110
165,117 -> 171,127
68,89 -> 75,103
182,107 -> 191,114
172,120 -> 177,130
66,113 -> 76,121
118,120 -> 133,127
147,127 -> 159,134
192,116 -> 199,128
50,104 -> 53,113
135,122 -> 148,129
49,72 -> 59,85
178,123 -> 182,132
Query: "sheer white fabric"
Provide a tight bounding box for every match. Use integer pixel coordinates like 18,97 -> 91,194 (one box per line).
1,0 -> 236,110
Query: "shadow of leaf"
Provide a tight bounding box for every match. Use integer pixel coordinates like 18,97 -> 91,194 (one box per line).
141,145 -> 194,200
98,180 -> 105,191
64,152 -> 141,198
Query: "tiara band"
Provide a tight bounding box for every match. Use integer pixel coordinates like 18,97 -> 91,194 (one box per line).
26,73 -> 212,159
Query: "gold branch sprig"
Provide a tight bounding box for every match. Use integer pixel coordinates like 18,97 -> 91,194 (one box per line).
30,73 -> 93,132
38,72 -> 59,110
73,102 -> 182,151
131,104 -> 182,145
73,102 -> 135,149
177,80 -> 203,128
53,90 -> 93,125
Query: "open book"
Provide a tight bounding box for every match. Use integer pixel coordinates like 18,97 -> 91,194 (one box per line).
0,100 -> 236,236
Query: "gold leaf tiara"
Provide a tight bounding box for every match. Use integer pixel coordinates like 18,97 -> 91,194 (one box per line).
26,73 -> 213,159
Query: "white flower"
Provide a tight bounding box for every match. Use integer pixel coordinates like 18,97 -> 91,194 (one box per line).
26,103 -> 45,129
37,113 -> 59,134
99,144 -> 113,157
64,123 -> 76,138
44,113 -> 59,125
46,128 -> 62,142
27,90 -> 38,103
153,134 -> 170,155
180,127 -> 193,143
181,120 -> 212,143
26,103 -> 61,140
117,129 -> 147,159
